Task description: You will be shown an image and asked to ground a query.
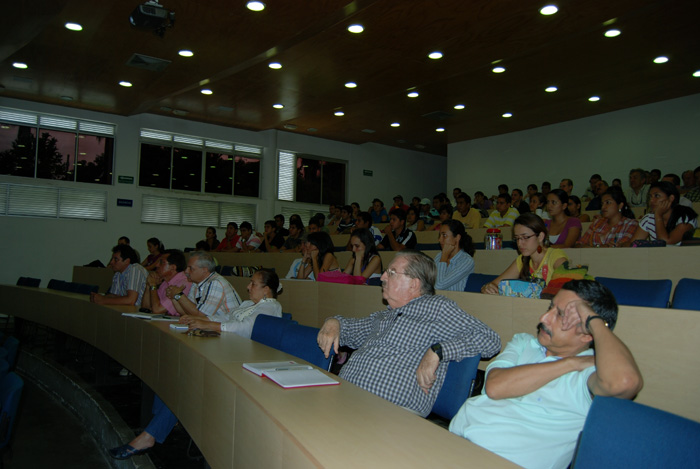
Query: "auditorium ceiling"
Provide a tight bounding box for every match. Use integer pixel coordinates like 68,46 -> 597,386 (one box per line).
2,0 -> 699,156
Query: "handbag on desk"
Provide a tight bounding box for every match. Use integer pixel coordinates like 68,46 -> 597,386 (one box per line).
498,279 -> 543,299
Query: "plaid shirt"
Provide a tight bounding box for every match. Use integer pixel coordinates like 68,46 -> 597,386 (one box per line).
187,272 -> 242,321
578,217 -> 638,247
336,295 -> 501,417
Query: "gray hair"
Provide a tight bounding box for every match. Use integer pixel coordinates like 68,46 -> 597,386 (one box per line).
394,250 -> 436,295
189,251 -> 217,273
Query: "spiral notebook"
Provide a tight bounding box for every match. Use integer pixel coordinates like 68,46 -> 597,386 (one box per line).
243,361 -> 340,389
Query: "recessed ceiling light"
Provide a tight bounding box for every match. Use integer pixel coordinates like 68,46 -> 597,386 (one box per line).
268,62 -> 282,69
119,81 -> 133,87
273,103 -> 284,109
502,112 -> 513,118
492,66 -> 506,73
540,5 -> 558,15
454,104 -> 465,110
247,1 -> 265,12
604,29 -> 621,38
65,22 -> 83,31
334,111 -> 345,116
545,86 -> 558,92
407,91 -> 419,98
178,50 -> 194,57
60,96 -> 74,101
693,70 -> 700,77
347,24 -> 364,33
390,122 -> 400,127
436,128 -> 445,132
653,56 -> 669,64
345,82 -> 357,88
588,96 -> 600,102
12,62 -> 28,69
428,51 -> 443,60
201,89 -> 213,95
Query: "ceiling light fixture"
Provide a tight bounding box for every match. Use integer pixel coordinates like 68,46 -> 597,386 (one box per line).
407,91 -> 419,98
390,122 -> 400,127
246,1 -> 265,12
268,62 -> 282,69
273,103 -> 284,109
492,66 -> 506,73
344,82 -> 357,88
178,50 -> 194,57
540,5 -> 558,15
502,112 -> 513,118
347,24 -> 364,33
428,51 -> 443,60
201,89 -> 213,95
436,128 -> 445,132
604,29 -> 621,38
12,62 -> 28,69
65,22 -> 83,31
653,56 -> 669,64
693,70 -> 700,77
119,81 -> 133,87
588,96 -> 600,102
454,104 -> 465,110
545,86 -> 558,92
334,111 -> 345,116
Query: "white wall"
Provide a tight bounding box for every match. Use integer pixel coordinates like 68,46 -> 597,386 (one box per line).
0,97 -> 446,286
447,93 -> 700,198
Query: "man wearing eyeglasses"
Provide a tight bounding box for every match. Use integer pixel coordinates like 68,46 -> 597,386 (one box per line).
317,250 -> 501,417
449,280 -> 643,469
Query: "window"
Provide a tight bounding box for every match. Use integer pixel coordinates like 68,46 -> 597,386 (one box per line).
138,129 -> 261,197
277,151 -> 346,205
0,182 -> 107,220
0,108 -> 115,185
141,194 -> 257,229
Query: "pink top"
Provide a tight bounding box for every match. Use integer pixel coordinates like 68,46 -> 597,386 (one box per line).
157,271 -> 193,316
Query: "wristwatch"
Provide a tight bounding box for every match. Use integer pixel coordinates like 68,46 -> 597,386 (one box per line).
430,343 -> 443,361
173,293 -> 183,301
585,315 -> 608,334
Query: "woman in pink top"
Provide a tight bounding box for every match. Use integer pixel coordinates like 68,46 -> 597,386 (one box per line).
545,190 -> 581,248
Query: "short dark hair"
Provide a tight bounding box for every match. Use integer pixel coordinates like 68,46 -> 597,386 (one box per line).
474,191 -> 485,198
240,221 -> 253,231
227,221 -> 238,229
162,249 -> 187,272
542,181 -> 551,189
561,280 -> 618,331
357,211 -> 373,226
289,218 -> 304,231
498,193 -> 512,204
257,269 -> 280,299
439,204 -> 453,216
118,236 -> 130,244
561,178 -> 573,186
629,168 -> 646,180
456,193 -> 471,204
527,184 -> 537,191
341,205 -> 352,214
590,174 -> 602,181
112,244 -> 138,264
663,173 -> 681,186
308,217 -> 320,228
274,214 -> 284,223
512,188 -> 523,197
498,184 -> 509,193
391,208 -> 407,222
264,219 -> 276,229
195,241 -> 210,251
650,169 -> 661,178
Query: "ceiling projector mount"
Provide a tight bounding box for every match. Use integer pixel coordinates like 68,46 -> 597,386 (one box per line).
129,0 -> 175,37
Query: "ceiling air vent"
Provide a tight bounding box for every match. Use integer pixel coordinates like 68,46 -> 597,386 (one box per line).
422,110 -> 453,121
126,53 -> 171,72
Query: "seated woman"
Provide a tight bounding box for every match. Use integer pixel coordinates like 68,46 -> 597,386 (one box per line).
201,226 -> 219,251
544,189 -> 581,248
109,270 -> 283,460
567,195 -> 591,222
528,192 -> 547,220
406,206 -> 426,232
370,198 -> 389,224
351,202 -> 361,220
432,204 -> 454,231
624,181 -> 698,246
576,186 -> 638,248
434,220 -> 475,291
141,237 -> 164,271
481,213 -> 568,294
296,232 -> 339,280
343,228 -> 383,280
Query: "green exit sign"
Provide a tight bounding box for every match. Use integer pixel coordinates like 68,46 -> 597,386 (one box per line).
118,175 -> 134,184
363,170 -> 373,177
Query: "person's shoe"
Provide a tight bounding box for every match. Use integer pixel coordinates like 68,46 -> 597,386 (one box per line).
119,367 -> 131,377
108,444 -> 150,460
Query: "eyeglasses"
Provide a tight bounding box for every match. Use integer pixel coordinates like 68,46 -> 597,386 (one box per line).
513,234 -> 537,243
385,268 -> 410,278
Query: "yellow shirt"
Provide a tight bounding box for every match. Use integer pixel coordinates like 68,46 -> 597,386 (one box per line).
515,248 -> 568,285
452,208 -> 481,229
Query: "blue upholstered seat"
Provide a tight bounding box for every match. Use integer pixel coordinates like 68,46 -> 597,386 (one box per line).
594,277 -> 672,308
0,372 -> 25,453
279,323 -> 333,370
671,278 -> 700,310
251,314 -> 293,350
464,273 -> 498,293
431,354 -> 481,420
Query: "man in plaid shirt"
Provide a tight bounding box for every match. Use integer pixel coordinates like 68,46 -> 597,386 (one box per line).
317,250 -> 501,417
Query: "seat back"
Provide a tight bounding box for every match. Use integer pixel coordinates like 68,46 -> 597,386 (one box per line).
16,277 -> 41,287
595,277 -> 672,308
671,278 -> 700,310
2,336 -> 19,369
431,354 -> 481,420
0,359 -> 9,382
0,372 -> 25,449
279,323 -> 333,370
464,273 -> 497,293
251,315 -> 292,350
571,396 -> 700,468
47,279 -> 68,291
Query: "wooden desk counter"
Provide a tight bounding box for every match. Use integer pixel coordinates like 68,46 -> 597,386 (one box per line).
2,286 -> 518,469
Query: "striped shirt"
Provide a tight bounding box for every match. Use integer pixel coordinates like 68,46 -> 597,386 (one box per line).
187,272 -> 242,321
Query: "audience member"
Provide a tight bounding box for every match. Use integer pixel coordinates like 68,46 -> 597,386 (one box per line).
307,217 -> 322,234
482,214 -> 567,294
327,204 -> 342,227
91,244 -> 148,306
141,237 -> 164,272
406,206 -> 426,232
581,174 -> 601,202
343,228 -> 383,280
351,202 -> 361,219
350,211 -> 383,245
585,180 -> 609,211
274,214 -> 289,237
432,204 -> 454,231
140,249 -> 192,316
559,178 -> 573,196
297,232 -> 339,280
567,195 -> 590,222
450,280 -> 642,469
215,222 -> 240,252
577,186 -> 638,248
541,181 -> 551,197
280,218 -> 305,253
452,193 -> 481,229
418,198 -> 435,225
435,220 -> 475,292
200,226 -> 220,251
336,205 -> 356,234
545,189 -> 581,249
370,198 -> 389,223
612,178 -> 622,187
390,195 -> 410,214
625,168 -> 650,208
117,236 -> 141,262
661,174 -> 693,207
681,169 -> 696,191
649,168 -> 661,184
684,166 -> 700,202
511,189 -> 530,214
317,250 -> 501,417
483,194 -> 519,228
529,192 -> 548,220
315,212 -> 330,233
490,184 -> 509,202
410,196 -> 422,211
194,240 -> 210,251
378,209 -> 417,251
452,187 -> 463,206
625,181 -> 698,246
473,191 -> 492,213
257,220 -> 285,252
525,184 -> 538,203
236,221 -> 262,252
